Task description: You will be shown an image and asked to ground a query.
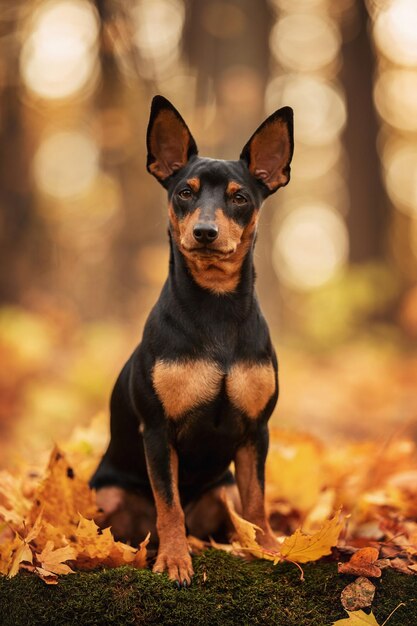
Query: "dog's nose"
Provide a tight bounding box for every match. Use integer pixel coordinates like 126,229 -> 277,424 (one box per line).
193,222 -> 219,243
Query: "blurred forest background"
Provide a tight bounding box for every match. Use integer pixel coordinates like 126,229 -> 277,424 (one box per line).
1,0 -> 417,470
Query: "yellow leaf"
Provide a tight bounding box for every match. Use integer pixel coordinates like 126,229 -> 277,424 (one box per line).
223,495 -> 280,561
73,515 -> 149,570
25,509 -> 44,543
28,446 -> 97,549
6,510 -> 43,578
280,510 -> 343,564
332,610 -> 380,625
0,470 -> 31,524
267,430 -> 324,512
37,540 -> 76,575
7,535 -> 34,578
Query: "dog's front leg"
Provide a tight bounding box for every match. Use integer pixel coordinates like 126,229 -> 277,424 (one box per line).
142,426 -> 193,586
234,429 -> 279,551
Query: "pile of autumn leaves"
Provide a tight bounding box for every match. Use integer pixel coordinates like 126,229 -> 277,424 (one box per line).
2,420 -> 417,626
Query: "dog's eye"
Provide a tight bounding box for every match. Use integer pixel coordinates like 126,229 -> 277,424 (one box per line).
233,193 -> 247,205
178,188 -> 192,200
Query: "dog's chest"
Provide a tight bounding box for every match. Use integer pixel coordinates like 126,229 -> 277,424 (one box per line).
152,358 -> 275,420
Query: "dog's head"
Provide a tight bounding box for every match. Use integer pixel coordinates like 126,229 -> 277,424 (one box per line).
146,96 -> 293,293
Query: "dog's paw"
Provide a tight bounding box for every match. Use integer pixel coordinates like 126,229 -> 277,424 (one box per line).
153,549 -> 194,588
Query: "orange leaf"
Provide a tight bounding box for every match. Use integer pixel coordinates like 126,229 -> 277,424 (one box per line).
338,547 -> 381,578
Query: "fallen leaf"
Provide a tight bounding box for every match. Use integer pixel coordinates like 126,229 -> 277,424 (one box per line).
73,515 -> 149,570
7,535 -> 33,578
37,540 -> 76,575
338,547 -> 381,578
223,495 -> 280,561
280,510 -> 343,564
390,557 -> 415,575
332,609 -> 380,625
28,446 -> 96,549
224,494 -> 343,566
341,577 -> 376,611
6,510 -> 43,578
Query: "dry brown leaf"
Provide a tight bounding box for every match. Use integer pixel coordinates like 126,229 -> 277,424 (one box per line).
341,577 -> 376,611
338,547 -> 381,578
20,562 -> 59,585
390,557 -> 416,575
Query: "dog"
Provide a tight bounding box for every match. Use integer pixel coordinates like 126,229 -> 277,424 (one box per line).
90,95 -> 294,587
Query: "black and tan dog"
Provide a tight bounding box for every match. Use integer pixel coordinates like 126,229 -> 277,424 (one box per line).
90,96 -> 294,587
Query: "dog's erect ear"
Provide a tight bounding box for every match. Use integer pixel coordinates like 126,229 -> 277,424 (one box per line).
146,95 -> 198,185
240,107 -> 294,194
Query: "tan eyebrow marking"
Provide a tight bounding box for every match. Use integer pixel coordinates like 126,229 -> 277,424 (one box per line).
226,181 -> 242,196
187,177 -> 200,192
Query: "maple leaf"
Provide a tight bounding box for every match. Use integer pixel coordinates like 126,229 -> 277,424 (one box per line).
28,445 -> 97,549
224,496 -> 280,562
6,511 -> 43,578
332,610 -> 380,625
37,540 -> 76,575
7,535 -> 33,578
224,495 -> 343,566
73,514 -> 149,570
279,510 -> 343,564
338,547 -> 382,578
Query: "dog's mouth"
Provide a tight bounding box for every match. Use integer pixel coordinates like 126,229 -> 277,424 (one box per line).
182,245 -> 235,259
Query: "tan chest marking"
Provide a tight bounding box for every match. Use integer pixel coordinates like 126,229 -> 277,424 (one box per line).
226,361 -> 276,419
152,359 -> 224,419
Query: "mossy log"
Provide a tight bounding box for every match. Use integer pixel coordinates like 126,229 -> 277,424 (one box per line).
0,551 -> 416,625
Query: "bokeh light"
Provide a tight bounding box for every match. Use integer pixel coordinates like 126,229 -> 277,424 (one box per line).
383,142 -> 417,217
20,0 -> 99,100
33,130 -> 99,199
270,13 -> 340,73
273,203 -> 349,291
374,69 -> 417,132
133,0 -> 184,78
266,76 -> 346,146
374,0 -> 417,66
291,142 -> 342,181
270,0 -> 328,11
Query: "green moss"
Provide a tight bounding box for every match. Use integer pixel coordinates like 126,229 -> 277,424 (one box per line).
0,551 -> 416,625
